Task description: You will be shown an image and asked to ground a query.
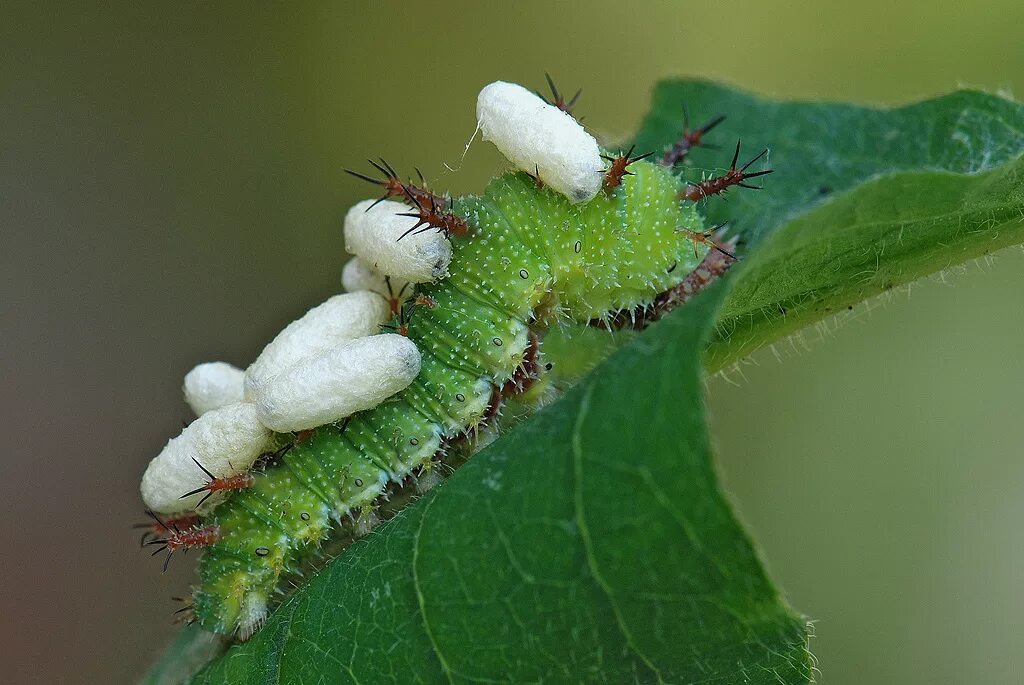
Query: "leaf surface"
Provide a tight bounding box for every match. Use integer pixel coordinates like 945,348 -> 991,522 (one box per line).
151,83 -> 1024,684
635,81 -> 1024,366
187,281 -> 810,684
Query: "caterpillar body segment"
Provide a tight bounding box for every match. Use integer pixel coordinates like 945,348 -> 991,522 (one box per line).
459,163 -> 702,321
191,158 -> 711,637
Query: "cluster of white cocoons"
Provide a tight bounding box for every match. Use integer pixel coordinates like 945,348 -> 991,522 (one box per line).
183,362 -> 245,416
144,82 -> 603,515
142,289 -> 425,514
252,333 -> 421,432
476,80 -> 603,203
344,199 -> 452,283
244,288 -> 425,432
141,403 -> 273,514
244,291 -> 391,398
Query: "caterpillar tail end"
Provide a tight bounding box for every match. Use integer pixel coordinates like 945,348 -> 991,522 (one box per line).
194,566 -> 273,640
236,592 -> 270,641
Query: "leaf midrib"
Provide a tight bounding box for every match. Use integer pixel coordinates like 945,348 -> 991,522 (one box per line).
571,381 -> 667,685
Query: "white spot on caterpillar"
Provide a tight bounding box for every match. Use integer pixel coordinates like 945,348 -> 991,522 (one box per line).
140,403 -> 273,515
476,81 -> 602,203
183,362 -> 245,416
341,257 -> 411,304
244,291 -> 390,399
344,199 -> 452,283
252,333 -> 421,432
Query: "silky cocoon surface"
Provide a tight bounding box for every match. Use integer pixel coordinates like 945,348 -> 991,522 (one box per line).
183,362 -> 245,416
343,199 -> 453,283
252,333 -> 422,432
244,291 -> 390,397
140,402 -> 273,514
341,257 -> 410,303
476,80 -> 603,203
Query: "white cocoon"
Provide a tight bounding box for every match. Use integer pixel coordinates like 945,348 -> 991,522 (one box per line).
343,199 -> 452,283
341,257 -> 410,302
183,361 -> 245,416
476,80 -> 603,203
253,333 -> 421,432
140,402 -> 273,515
245,291 -> 390,397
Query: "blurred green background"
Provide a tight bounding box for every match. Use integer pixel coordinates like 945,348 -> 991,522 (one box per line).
3,2 -> 1022,683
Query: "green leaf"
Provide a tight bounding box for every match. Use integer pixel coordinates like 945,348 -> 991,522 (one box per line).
150,82 -> 1024,684
635,80 -> 1024,367
187,282 -> 810,684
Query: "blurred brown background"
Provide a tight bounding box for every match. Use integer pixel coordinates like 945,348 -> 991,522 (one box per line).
3,2 -> 1023,683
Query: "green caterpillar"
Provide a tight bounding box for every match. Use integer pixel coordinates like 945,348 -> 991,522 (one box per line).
140,79 -> 768,639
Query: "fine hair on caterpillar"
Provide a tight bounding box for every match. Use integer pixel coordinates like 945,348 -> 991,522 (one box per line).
178,457 -> 256,509
135,75 -> 773,639
602,144 -> 656,190
682,139 -> 773,201
395,185 -> 469,239
662,103 -> 726,167
344,158 -> 447,212
537,72 -> 582,115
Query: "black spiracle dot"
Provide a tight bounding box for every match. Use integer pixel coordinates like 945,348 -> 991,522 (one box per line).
544,362 -> 553,370
299,512 -> 310,521
354,478 -> 364,487
455,393 -> 466,402
667,261 -> 678,273
492,337 -> 503,346
410,437 -> 419,446
574,240 -> 582,253
255,547 -> 270,557
519,268 -> 529,279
